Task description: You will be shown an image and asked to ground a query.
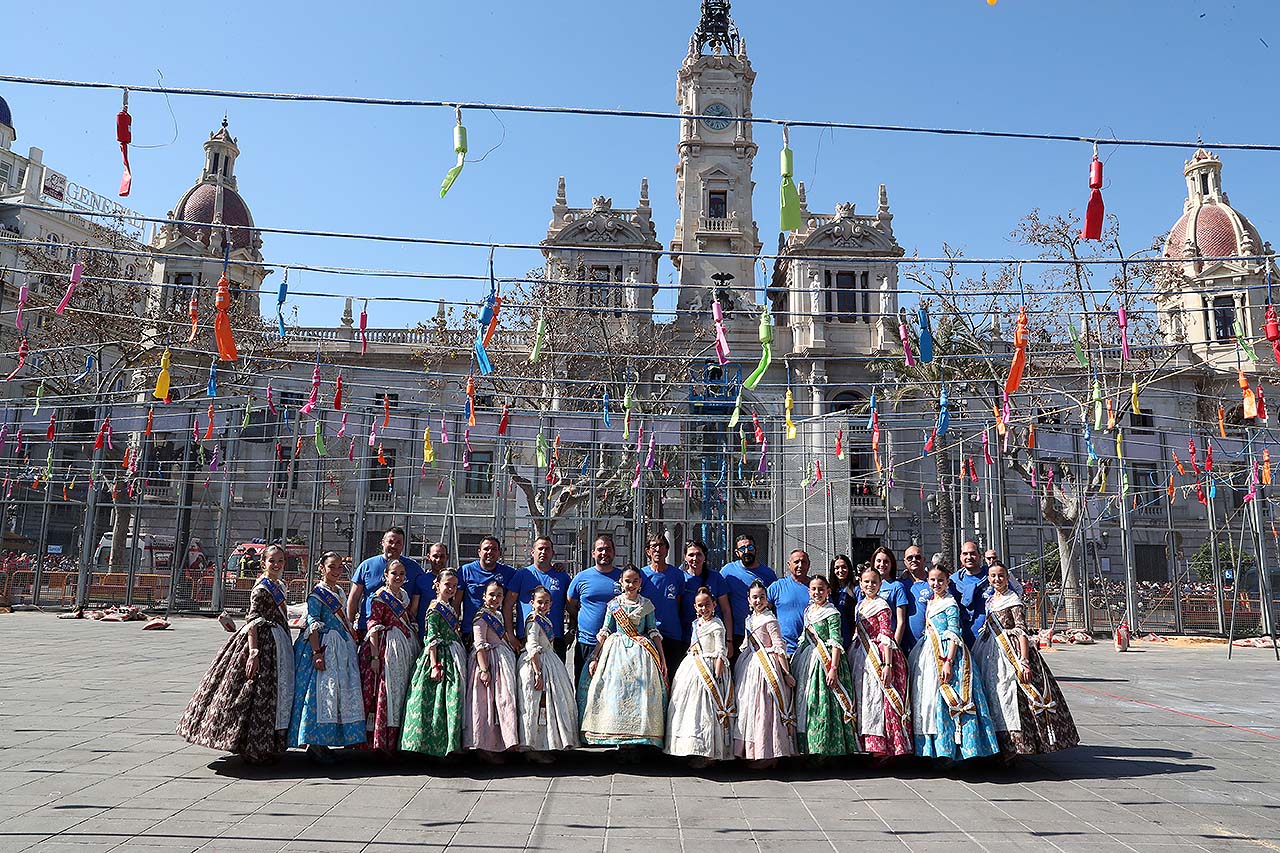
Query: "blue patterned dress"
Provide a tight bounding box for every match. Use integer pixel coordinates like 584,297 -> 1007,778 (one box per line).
579,595 -> 667,746
289,583 -> 367,748
907,595 -> 999,760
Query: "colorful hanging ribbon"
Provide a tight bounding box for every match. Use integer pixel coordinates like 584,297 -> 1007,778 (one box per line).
779,125 -> 802,232
299,356 -> 320,415
15,282 -> 28,330
187,293 -> 199,343
918,305 -> 934,363
4,338 -> 27,381
276,270 -> 288,336
440,108 -> 467,197
712,300 -> 731,366
206,360 -> 218,397
56,256 -> 82,315
116,90 -> 132,197
898,309 -> 915,367
742,306 -> 773,390
529,311 -> 546,364
359,300 -> 368,355
785,388 -> 797,440
465,374 -> 477,427
1081,144 -> 1104,240
936,385 -> 950,437
1005,306 -> 1029,395
498,404 -> 509,435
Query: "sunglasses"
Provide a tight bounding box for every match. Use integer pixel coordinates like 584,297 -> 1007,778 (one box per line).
737,545 -> 755,553
905,554 -> 923,561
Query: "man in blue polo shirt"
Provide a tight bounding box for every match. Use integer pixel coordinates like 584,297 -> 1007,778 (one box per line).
720,533 -> 777,658
567,534 -> 623,684
640,532 -> 686,667
345,527 -> 426,639
767,548 -> 812,653
504,536 -> 572,660
952,541 -> 990,645
459,536 -> 516,634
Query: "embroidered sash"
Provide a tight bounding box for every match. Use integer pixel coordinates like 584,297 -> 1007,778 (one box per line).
745,623 -> 794,725
689,621 -> 735,728
430,600 -> 462,644
475,608 -> 505,638
927,622 -> 975,744
986,606 -> 1058,744
609,601 -> 667,689
805,622 -> 856,725
530,613 -> 555,641
855,618 -> 910,723
257,575 -> 288,624
310,583 -> 353,639
375,587 -> 414,637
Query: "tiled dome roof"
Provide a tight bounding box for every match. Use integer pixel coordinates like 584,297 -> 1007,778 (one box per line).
172,182 -> 255,250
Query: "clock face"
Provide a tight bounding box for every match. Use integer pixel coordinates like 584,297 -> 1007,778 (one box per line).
701,102 -> 734,132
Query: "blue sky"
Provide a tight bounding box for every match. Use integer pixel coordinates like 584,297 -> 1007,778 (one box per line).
3,0 -> 1278,326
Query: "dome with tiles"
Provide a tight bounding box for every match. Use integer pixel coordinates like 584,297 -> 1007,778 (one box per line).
1163,149 -> 1262,262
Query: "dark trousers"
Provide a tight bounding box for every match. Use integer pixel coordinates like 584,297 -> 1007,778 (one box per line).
553,634 -> 568,662
574,641 -> 596,685
661,637 -> 687,670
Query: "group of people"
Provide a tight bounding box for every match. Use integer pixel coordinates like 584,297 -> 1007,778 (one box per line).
177,528 -> 1078,770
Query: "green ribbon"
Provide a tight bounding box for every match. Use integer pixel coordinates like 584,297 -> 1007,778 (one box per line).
1069,321 -> 1088,367
728,390 -> 743,428
440,115 -> 468,198
529,312 -> 546,363
743,306 -> 774,390
779,134 -> 802,232
1093,379 -> 1104,431
1235,318 -> 1259,361
536,428 -> 548,468
314,420 -> 327,457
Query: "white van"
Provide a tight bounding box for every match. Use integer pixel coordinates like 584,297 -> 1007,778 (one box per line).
92,532 -> 176,573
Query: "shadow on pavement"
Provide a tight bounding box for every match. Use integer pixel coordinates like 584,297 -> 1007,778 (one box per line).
206,741 -> 1209,785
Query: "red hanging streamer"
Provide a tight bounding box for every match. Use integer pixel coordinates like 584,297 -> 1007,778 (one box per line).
1004,306 -> 1028,395
204,404 -> 214,441
187,294 -> 199,343
116,90 -> 132,197
4,338 -> 28,381
333,374 -> 343,410
498,404 -> 510,435
1081,148 -> 1104,240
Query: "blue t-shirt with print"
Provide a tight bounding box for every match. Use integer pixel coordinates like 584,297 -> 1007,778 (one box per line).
459,559 -> 517,625
642,564 -> 685,641
567,566 -> 623,646
352,554 -> 425,633
720,560 -> 778,637
679,569 -> 729,642
509,564 -> 571,638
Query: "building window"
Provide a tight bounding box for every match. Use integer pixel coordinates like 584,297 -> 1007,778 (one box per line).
832,271 -> 857,319
465,450 -> 494,496
0,161 -> 10,186
861,271 -> 872,322
375,392 -> 399,408
1199,173 -> 1210,196
14,165 -> 25,188
1129,410 -> 1154,431
1212,295 -> 1237,341
1134,544 -> 1168,582
589,266 -> 612,307
708,190 -> 727,219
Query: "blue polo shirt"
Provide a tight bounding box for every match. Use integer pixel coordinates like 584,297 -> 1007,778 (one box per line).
854,578 -> 911,636
903,579 -> 934,654
409,568 -> 438,639
766,575 -> 811,653
567,566 -> 622,646
720,560 -> 778,637
641,563 -> 685,641
351,554 -> 425,633
509,564 -> 571,638
680,569 -> 729,641
952,568 -> 990,645
459,559 -> 517,625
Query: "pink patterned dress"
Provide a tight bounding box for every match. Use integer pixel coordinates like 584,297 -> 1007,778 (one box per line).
732,611 -> 797,760
849,597 -> 913,757
463,608 -> 519,752
357,588 -> 420,752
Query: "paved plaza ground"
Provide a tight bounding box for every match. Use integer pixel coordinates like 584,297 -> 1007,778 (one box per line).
0,614 -> 1278,852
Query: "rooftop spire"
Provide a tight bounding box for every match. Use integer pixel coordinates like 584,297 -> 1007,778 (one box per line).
690,0 -> 740,56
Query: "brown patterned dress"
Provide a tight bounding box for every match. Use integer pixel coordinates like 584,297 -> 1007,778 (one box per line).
973,593 -> 1079,756
177,578 -> 294,762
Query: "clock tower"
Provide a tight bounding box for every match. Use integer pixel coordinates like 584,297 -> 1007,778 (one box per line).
672,0 -> 761,317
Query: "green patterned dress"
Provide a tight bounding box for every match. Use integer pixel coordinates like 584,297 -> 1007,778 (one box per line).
790,603 -> 859,756
399,602 -> 466,756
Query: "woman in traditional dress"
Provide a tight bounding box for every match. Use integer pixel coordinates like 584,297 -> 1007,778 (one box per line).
909,565 -> 999,761
733,580 -> 796,766
464,580 -> 520,760
665,587 -> 734,765
400,570 -> 466,757
848,566 -> 912,762
974,562 -> 1079,761
517,586 -> 579,760
289,552 -> 366,760
177,543 -> 294,763
790,574 -> 859,757
357,559 -> 421,754
580,566 -> 668,748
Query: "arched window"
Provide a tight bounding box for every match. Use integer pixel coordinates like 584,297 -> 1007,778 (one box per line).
829,390 -> 863,413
